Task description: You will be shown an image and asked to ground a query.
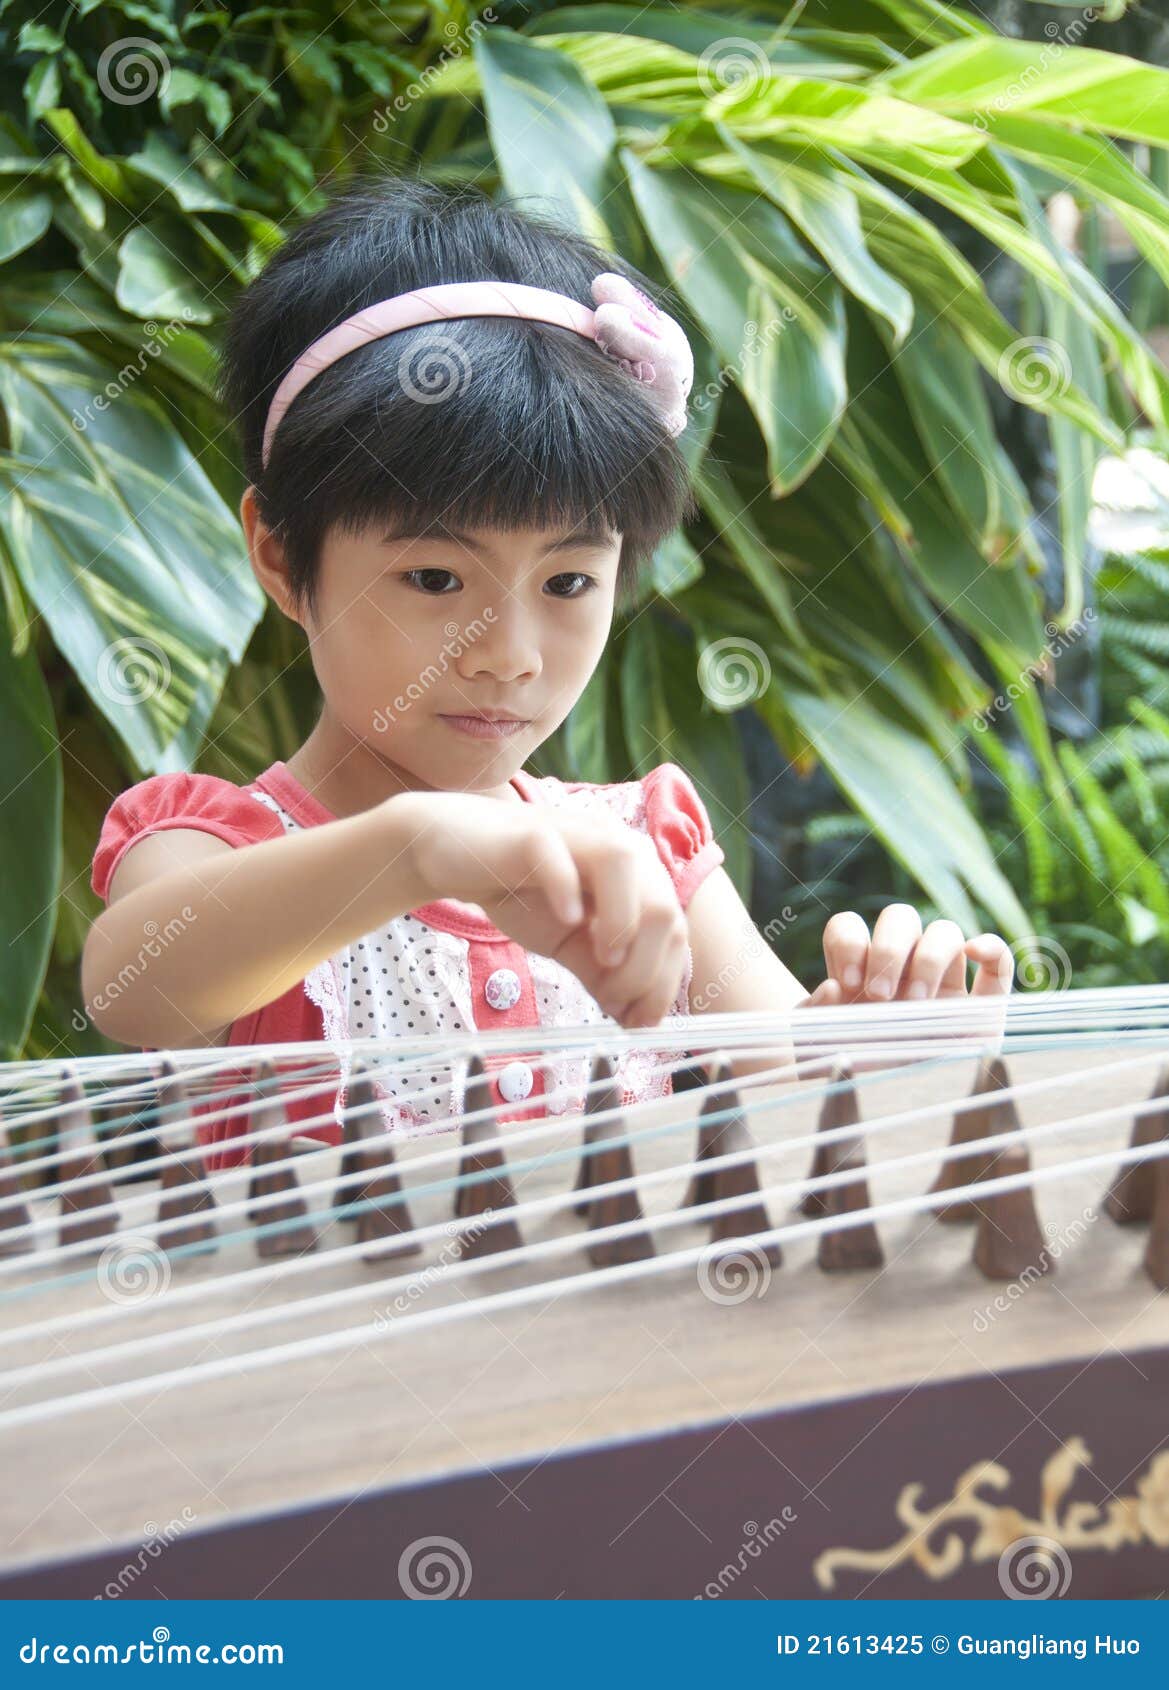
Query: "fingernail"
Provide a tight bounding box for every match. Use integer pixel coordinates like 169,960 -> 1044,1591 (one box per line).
868,977 -> 892,999
605,942 -> 628,966
908,980 -> 928,999
844,965 -> 862,988
563,898 -> 583,924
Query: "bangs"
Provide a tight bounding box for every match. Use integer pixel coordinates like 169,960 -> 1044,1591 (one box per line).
219,174 -> 699,618
260,313 -> 694,616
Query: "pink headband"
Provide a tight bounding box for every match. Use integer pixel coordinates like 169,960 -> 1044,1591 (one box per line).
260,274 -> 694,468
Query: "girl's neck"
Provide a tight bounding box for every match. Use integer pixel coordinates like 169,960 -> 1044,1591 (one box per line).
283,716 -> 524,819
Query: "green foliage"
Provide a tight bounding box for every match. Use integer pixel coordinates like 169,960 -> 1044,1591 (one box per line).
3,0 -> 1169,1048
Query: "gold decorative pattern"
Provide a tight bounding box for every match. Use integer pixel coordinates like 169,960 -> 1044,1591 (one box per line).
814,1437 -> 1169,1590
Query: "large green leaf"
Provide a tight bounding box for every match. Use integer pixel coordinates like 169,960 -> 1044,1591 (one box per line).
624,154 -> 848,494
525,10 -> 876,78
786,687 -> 1032,941
881,311 -> 1039,567
720,133 -> 913,345
707,74 -> 985,173
842,143 -> 1166,441
474,28 -> 629,248
1009,164 -> 1109,631
850,371 -> 1046,662
0,183 -> 53,262
880,37 -> 1169,146
0,629 -> 62,1055
0,337 -> 263,773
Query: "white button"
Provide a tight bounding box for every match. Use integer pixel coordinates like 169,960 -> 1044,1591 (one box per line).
484,967 -> 522,1011
496,1061 -> 533,1102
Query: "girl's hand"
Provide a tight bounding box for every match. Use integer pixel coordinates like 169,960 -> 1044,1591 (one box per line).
797,904 -> 1015,1007
394,790 -> 688,1028
791,905 -> 1014,1071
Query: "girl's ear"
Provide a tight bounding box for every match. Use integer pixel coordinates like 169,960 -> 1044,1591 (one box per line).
240,485 -> 304,626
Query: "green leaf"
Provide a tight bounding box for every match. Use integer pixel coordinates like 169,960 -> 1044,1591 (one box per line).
721,133 -> 913,345
525,9 -> 873,79
625,154 -> 848,493
115,217 -> 222,322
0,337 -> 263,773
24,56 -> 60,121
620,613 -> 752,894
160,68 -> 233,137
0,633 -> 62,1056
883,310 -> 1037,565
851,372 -> 1046,662
786,687 -> 1032,941
17,22 -> 64,52
709,74 -> 983,174
0,185 -> 52,262
880,37 -> 1169,147
42,109 -> 129,199
474,29 -> 624,247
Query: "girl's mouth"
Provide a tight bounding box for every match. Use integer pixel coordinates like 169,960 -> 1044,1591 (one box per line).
437,714 -> 531,739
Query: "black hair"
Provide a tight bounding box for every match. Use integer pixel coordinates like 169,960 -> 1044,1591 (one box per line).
218,172 -> 698,620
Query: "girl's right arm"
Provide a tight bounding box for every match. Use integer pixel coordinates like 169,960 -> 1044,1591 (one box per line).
81,789 -> 691,1050
81,794 -> 435,1050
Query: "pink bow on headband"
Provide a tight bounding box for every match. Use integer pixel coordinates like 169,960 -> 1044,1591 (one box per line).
260,274 -> 694,468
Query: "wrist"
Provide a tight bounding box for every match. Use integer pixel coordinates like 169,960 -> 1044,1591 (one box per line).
377,790 -> 436,910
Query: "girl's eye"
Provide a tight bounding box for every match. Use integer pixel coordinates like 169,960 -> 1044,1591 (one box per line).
403,568 -> 460,594
545,572 -> 596,598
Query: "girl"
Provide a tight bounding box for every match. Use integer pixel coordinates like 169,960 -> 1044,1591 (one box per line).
83,176 -> 1013,1165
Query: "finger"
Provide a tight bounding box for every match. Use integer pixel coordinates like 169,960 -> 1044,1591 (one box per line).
821,911 -> 870,992
900,919 -> 968,998
514,826 -> 585,927
864,903 -> 923,999
567,825 -> 642,965
601,908 -> 687,1026
967,934 -> 1015,995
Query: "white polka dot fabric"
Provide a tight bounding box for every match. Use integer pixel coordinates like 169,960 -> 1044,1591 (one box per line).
248,781 -> 692,1137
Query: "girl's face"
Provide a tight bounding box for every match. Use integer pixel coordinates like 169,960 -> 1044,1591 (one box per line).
280,512 -> 622,794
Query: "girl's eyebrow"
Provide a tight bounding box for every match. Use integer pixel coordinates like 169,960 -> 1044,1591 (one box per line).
379,523 -> 616,559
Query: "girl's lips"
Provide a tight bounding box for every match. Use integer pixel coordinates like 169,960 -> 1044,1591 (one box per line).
438,714 -> 531,739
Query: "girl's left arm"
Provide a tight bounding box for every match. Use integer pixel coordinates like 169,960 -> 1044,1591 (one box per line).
683,865 -> 1015,1086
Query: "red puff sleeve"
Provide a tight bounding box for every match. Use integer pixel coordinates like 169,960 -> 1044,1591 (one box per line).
91,772 -> 283,904
641,762 -> 726,908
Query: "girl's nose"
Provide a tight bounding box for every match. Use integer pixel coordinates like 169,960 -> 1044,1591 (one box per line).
455,614 -> 543,684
